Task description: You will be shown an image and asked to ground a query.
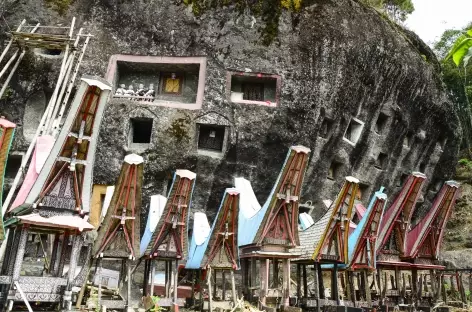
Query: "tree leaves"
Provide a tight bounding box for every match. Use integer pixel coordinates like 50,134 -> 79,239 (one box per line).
446,29 -> 472,67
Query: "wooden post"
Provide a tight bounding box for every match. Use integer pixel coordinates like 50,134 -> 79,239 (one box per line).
273,258 -> 279,288
12,227 -> 28,281
382,272 -> 387,299
364,271 -> 371,307
174,260 -> 178,310
377,269 -> 383,302
212,267 -> 217,299
441,274 -> 447,304
222,270 -> 226,300
150,260 -> 155,297
401,273 -> 406,298
97,258 -> 103,309
230,270 -> 237,305
297,264 -> 301,300
127,261 -> 131,309
348,271 -> 356,304
303,264 -> 308,298
468,273 -> 472,303
318,263 -> 325,299
332,263 -> 339,304
394,267 -> 400,290
260,258 -> 269,306
283,259 -> 291,307
207,267 -> 213,312
459,273 -> 466,304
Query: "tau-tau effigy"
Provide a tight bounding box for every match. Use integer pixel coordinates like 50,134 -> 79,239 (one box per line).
142,169 -> 196,308
0,76 -> 110,311
238,145 -> 310,310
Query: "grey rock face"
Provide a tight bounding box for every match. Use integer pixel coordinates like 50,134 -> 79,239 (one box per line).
0,0 -> 461,231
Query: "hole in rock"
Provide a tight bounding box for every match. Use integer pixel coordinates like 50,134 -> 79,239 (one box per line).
130,118 -> 153,144
198,124 -> 225,152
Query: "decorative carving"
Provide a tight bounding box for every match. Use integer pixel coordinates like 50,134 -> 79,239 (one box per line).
0,276 -> 11,284
9,292 -> 62,302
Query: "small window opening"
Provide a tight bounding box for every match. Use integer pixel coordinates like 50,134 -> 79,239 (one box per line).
357,183 -> 370,202
397,173 -> 409,187
403,133 -> 413,148
433,180 -> 442,192
130,118 -> 153,144
198,124 -> 225,152
375,113 -> 389,134
229,73 -> 279,106
320,118 -> 334,139
374,153 -> 388,170
34,48 -> 63,57
344,118 -> 364,145
419,162 -> 426,173
438,136 -> 447,150
5,155 -> 22,178
327,161 -> 342,180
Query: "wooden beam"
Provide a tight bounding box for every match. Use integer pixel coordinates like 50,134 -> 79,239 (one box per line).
303,264 -> 308,298
207,267 -> 213,312
230,270 -> 237,305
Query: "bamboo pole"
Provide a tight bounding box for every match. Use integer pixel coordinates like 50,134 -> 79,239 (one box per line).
0,50 -> 19,81
47,28 -> 82,132
51,33 -> 91,136
0,19 -> 26,65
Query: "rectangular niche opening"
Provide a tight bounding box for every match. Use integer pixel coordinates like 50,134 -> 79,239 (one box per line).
327,161 -> 342,180
107,55 -> 207,109
374,152 -> 388,170
320,117 -> 334,139
396,173 -> 409,187
228,71 -> 280,107
343,117 -> 364,146
403,132 -> 413,148
129,118 -> 153,148
438,136 -> 447,150
198,124 -> 226,153
375,112 -> 389,134
5,154 -> 22,179
419,162 -> 426,173
356,183 -> 370,203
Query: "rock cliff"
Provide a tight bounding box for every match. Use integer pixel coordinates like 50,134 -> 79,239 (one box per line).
0,0 -> 461,231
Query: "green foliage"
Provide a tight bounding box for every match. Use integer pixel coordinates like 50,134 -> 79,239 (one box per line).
0,87 -> 13,100
166,116 -> 191,143
435,24 -> 472,152
360,0 -> 414,22
458,158 -> 472,168
182,0 -> 302,45
148,296 -> 165,312
44,0 -> 74,15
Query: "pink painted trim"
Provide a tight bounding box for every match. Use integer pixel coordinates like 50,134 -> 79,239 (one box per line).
105,55 -> 207,110
226,71 -> 281,107
0,118 -> 16,128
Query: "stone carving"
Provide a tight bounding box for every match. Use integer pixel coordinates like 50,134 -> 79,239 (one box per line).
0,276 -> 11,284
10,292 -> 61,302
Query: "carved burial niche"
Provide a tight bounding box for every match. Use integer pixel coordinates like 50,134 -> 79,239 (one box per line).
129,118 -> 153,149
227,71 -> 281,107
343,117 -> 364,146
327,161 -> 342,180
375,152 -> 388,170
5,154 -> 22,179
106,55 -> 207,109
197,124 -> 226,153
396,172 -> 409,187
375,112 -> 389,134
357,182 -> 370,203
403,132 -> 413,148
320,117 -> 334,139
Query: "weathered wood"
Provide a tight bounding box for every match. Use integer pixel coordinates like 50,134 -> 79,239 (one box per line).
150,261 -> 155,297
441,274 -> 447,304
346,271 -> 355,304
283,259 -> 290,307
302,264 -> 308,298
459,273 -> 467,304
317,263 -> 325,299
260,259 -> 269,305
376,269 -> 382,301
230,270 -> 237,304
363,271 -> 371,307
207,267 -> 213,312
394,267 -> 400,290
14,281 -> 33,312
296,264 -> 301,300
332,263 -> 339,304
273,259 -> 279,288
382,271 -> 387,299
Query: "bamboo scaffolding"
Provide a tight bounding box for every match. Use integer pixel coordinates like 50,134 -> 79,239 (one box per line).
0,20 -> 25,65
0,23 -> 40,99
